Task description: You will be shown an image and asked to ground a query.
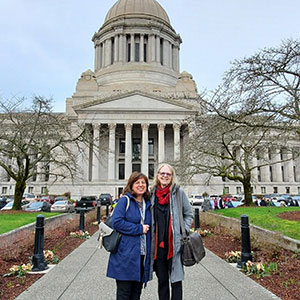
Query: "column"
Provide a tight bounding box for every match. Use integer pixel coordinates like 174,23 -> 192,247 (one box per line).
102,42 -> 105,68
119,34 -> 124,63
174,45 -> 179,72
37,161 -> 44,182
169,43 -> 173,69
251,155 -> 258,183
92,124 -> 100,181
125,123 -> 132,179
173,123 -> 180,161
105,39 -> 112,66
108,123 -> 116,180
163,39 -> 169,67
158,123 -> 165,163
114,35 -> 119,63
272,149 -> 282,182
156,36 -> 160,64
150,34 -> 156,63
139,34 -> 144,62
141,124 -> 149,176
285,152 -> 294,182
130,34 -> 135,62
94,45 -> 98,71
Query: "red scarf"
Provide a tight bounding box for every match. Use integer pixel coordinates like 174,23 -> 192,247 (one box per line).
154,185 -> 174,260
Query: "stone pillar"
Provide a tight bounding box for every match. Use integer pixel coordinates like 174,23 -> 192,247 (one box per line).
139,34 -> 144,62
125,123 -> 132,179
105,39 -> 112,66
260,151 -> 270,182
173,123 -> 180,161
150,34 -> 156,63
141,123 -> 149,176
251,155 -> 258,183
285,152 -> 294,183
108,123 -> 116,180
174,45 -> 179,72
158,123 -> 165,163
163,39 -> 169,67
119,34 -> 124,63
102,42 -> 105,68
156,36 -> 160,64
94,45 -> 98,71
114,35 -> 119,63
130,34 -> 135,62
272,149 -> 282,182
92,124 -> 100,181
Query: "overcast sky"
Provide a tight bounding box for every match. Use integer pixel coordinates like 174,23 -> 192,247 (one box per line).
0,0 -> 299,112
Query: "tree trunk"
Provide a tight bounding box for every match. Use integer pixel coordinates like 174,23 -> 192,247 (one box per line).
242,177 -> 253,206
12,179 -> 26,210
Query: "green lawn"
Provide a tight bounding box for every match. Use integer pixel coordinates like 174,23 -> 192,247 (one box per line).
0,212 -> 61,234
212,207 -> 300,240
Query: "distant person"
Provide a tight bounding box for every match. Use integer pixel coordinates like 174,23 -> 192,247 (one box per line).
106,172 -> 151,300
260,199 -> 267,206
219,198 -> 225,209
214,198 -> 219,210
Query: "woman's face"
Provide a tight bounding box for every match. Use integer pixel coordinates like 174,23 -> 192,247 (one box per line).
158,165 -> 172,188
132,177 -> 147,197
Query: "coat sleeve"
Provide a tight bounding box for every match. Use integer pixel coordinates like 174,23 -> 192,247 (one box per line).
180,188 -> 193,232
112,196 -> 143,236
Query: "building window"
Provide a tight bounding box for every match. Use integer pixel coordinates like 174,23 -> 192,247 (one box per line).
127,37 -> 131,62
273,186 -> 278,193
28,186 -> 34,193
269,166 -> 273,182
294,166 -> 297,181
111,38 -> 114,64
149,164 -> 154,179
160,38 -> 163,65
2,186 -> 7,194
119,139 -> 125,154
148,139 -> 154,156
133,139 -> 141,160
135,43 -> 139,61
281,166 -> 285,181
132,164 -> 141,173
223,186 -> 229,194
144,43 -> 147,62
285,187 -> 290,194
45,165 -> 50,182
118,187 -> 124,197
119,164 -> 125,180
41,187 -> 47,195
261,186 -> 266,194
257,167 -> 261,182
236,186 -> 242,194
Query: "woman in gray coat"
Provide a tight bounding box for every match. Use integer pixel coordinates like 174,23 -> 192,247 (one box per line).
150,163 -> 193,300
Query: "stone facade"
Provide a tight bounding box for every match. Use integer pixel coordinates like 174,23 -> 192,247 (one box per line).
1,0 -> 300,198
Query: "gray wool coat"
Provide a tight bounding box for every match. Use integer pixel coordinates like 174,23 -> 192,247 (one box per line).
150,184 -> 193,283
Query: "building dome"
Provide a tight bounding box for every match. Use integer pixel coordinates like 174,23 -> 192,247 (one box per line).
104,0 -> 170,25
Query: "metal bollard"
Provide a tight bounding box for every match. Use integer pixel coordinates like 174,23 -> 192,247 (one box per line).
97,204 -> 101,223
32,215 -> 48,272
194,208 -> 200,230
106,203 -> 109,216
79,209 -> 85,232
237,214 -> 253,268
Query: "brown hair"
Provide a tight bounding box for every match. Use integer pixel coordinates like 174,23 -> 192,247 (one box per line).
122,171 -> 150,200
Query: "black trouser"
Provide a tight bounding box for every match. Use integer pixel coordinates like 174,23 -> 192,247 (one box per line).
116,255 -> 144,300
155,257 -> 183,300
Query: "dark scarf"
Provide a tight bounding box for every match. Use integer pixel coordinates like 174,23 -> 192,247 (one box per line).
154,185 -> 173,260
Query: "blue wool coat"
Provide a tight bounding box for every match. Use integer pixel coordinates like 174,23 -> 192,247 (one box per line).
106,193 -> 152,283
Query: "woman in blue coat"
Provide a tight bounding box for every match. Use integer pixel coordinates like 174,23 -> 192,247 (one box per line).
107,171 -> 152,300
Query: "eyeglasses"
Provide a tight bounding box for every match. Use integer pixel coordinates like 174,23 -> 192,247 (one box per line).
159,172 -> 172,177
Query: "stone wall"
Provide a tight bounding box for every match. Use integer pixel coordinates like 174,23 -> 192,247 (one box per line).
199,212 -> 300,252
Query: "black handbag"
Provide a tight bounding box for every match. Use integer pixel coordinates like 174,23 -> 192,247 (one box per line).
176,190 -> 206,266
98,195 -> 130,253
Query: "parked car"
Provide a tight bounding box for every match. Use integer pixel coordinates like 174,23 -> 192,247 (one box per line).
40,195 -> 56,204
99,193 -> 112,205
51,200 -> 75,213
0,197 -> 7,209
1,200 -> 30,211
188,195 -> 204,205
23,193 -> 36,202
75,196 -> 97,211
25,201 -> 51,212
54,196 -> 68,203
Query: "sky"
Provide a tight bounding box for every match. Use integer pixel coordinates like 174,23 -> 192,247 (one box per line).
0,0 -> 299,112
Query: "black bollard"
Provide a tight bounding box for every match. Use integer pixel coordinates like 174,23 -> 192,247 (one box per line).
237,214 -> 253,268
79,209 -> 85,232
106,203 -> 109,216
97,204 -> 101,223
194,208 -> 200,230
32,215 -> 48,272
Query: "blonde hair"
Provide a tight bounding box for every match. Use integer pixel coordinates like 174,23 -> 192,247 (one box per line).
152,163 -> 177,190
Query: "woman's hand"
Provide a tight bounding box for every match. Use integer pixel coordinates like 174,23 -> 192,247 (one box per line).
143,224 -> 150,234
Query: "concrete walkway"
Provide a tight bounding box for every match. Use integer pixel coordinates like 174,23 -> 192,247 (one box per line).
16,232 -> 281,300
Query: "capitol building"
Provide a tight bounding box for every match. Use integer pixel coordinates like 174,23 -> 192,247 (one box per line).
1,0 -> 299,199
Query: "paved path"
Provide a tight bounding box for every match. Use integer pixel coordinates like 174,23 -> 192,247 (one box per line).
16,232 -> 281,300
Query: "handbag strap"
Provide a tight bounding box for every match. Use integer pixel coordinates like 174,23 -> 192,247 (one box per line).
111,195 -> 130,216
176,187 -> 188,239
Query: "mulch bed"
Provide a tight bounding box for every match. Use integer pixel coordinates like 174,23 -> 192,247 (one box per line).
0,211 -> 299,300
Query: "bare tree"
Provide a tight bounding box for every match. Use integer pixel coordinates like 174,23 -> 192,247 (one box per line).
0,96 -> 93,210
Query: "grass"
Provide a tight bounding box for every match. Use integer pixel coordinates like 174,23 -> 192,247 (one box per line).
213,207 -> 300,240
0,212 -> 61,234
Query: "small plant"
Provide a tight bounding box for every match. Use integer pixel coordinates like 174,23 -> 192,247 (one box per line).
3,263 -> 33,283
225,251 -> 241,263
243,261 -> 266,278
291,250 -> 299,259
190,228 -> 213,237
43,250 -> 60,264
70,230 -> 90,239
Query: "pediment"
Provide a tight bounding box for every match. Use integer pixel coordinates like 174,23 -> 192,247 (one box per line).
73,91 -> 196,113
